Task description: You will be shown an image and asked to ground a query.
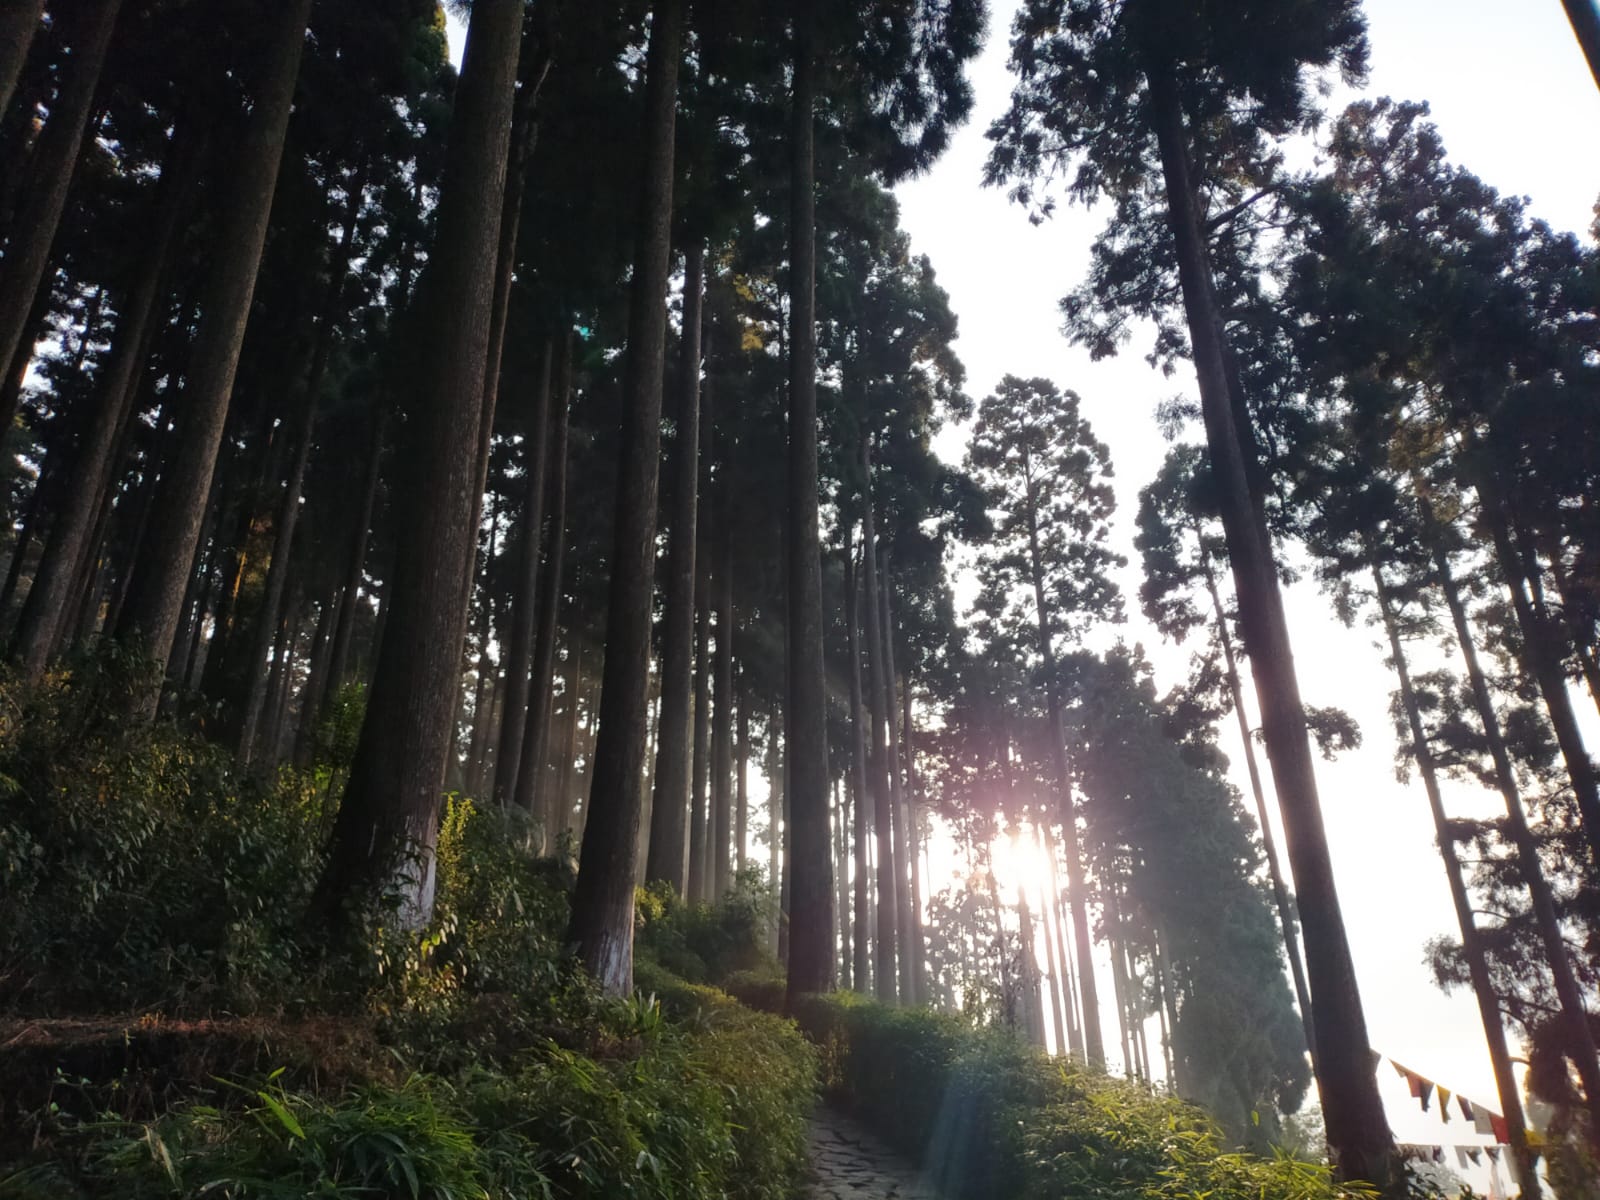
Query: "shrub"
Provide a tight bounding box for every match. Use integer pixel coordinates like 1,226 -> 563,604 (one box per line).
634,870 -> 775,986
795,993 -> 1374,1200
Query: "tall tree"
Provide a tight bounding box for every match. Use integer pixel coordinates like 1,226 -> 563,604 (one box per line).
114,0 -> 313,706
569,0 -> 684,994
311,0 -> 524,925
988,2 -> 1396,1182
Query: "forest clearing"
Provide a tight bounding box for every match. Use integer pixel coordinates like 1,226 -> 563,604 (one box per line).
1,1 -> 1598,1197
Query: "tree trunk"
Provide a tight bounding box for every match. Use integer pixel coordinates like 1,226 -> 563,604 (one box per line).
114,0 -> 312,709
1145,64 -> 1395,1187
1426,503 -> 1600,1146
14,125 -> 200,677
767,694 -> 784,952
1479,483 -> 1600,872
492,338 -> 554,804
239,167 -> 367,762
736,655 -> 750,877
550,638 -> 584,848
0,0 -> 44,121
568,0 -> 683,994
844,536 -> 873,991
1022,443 -> 1104,1065
860,453 -> 899,1002
782,3 -> 833,1003
645,242 -> 704,890
711,532 -> 735,899
1563,0 -> 1600,91
310,0 -> 523,927
320,413 -> 385,709
1371,560 -> 1541,1198
1035,825 -> 1069,1055
516,332 -> 572,819
689,592 -> 711,900
900,666 -> 930,1002
0,0 -> 122,407
881,584 -> 917,1006
1200,552 -> 1316,1056
1040,820 -> 1084,1061
835,774 -> 853,989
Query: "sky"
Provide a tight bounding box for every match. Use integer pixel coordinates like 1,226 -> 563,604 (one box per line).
444,1 -> 1600,1182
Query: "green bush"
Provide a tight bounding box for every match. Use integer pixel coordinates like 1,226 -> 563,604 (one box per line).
634,870 -> 775,986
795,993 -> 1375,1200
0,657 -> 327,1012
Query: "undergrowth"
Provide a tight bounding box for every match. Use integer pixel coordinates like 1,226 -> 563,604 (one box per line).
0,654 -> 816,1200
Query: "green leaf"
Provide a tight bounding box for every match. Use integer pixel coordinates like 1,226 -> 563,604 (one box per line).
256,1090 -> 305,1139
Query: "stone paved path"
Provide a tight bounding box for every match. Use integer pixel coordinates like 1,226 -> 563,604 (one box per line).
802,1105 -> 943,1199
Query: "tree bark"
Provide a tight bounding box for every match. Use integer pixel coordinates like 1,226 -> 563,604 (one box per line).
239,167 -> 367,763
0,0 -> 122,409
881,584 -> 917,1005
1562,0 -> 1600,92
1425,502 -> 1600,1146
1021,440 -> 1104,1065
492,338 -> 554,804
516,332 -> 572,819
1040,820 -> 1084,1061
860,457 -> 899,1002
114,1 -> 310,707
1200,551 -> 1316,1057
1479,482 -> 1600,872
0,0 -> 44,121
318,412 -> 385,719
844,535 -> 873,991
310,0 -> 523,927
645,243 -> 704,889
711,528 -> 735,899
782,3 -> 833,1003
569,0 -> 683,994
1035,825 -> 1069,1056
689,591 -> 712,901
1371,560 -> 1541,1198
14,125 -> 200,678
1146,64 -> 1395,1186
902,680 -> 930,1004
736,654 -> 750,877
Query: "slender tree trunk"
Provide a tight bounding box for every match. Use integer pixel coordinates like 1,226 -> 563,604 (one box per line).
1035,824 -> 1069,1055
1371,561 -> 1541,1197
310,0 -> 523,927
550,639 -> 584,849
0,0 -> 44,121
0,0 -> 122,406
239,169 -> 367,762
321,413 -> 385,708
1022,445 -> 1104,1064
1200,553 -> 1315,1056
15,128 -> 200,677
1563,0 -> 1600,91
782,3 -> 833,1003
900,670 -> 930,1003
517,333 -> 572,819
845,536 -> 873,991
115,0 -> 312,708
711,544 -> 734,898
568,0 -> 683,993
1017,887 -> 1047,1047
835,774 -> 853,989
1479,484 -> 1600,872
688,593 -> 711,900
492,339 -> 554,804
881,585 -> 917,1005
1040,820 -> 1084,1061
1145,65 -> 1394,1186
1426,505 -> 1600,1144
736,655 -> 750,877
645,243 -> 703,889
767,694 -> 783,952
1543,535 -> 1600,718
1153,934 -> 1177,1087
860,455 -> 899,1002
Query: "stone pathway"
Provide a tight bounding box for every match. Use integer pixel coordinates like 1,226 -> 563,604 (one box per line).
803,1105 -> 943,1199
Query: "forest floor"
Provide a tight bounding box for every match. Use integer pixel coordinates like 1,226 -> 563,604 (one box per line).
803,1105 -> 943,1200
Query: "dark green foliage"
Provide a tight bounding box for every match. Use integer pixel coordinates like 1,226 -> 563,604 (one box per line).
795,993 -> 1369,1200
634,868 -> 778,986
0,652 -> 326,1012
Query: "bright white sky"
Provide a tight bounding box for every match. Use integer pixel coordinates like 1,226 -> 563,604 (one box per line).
448,2 -> 1600,1180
